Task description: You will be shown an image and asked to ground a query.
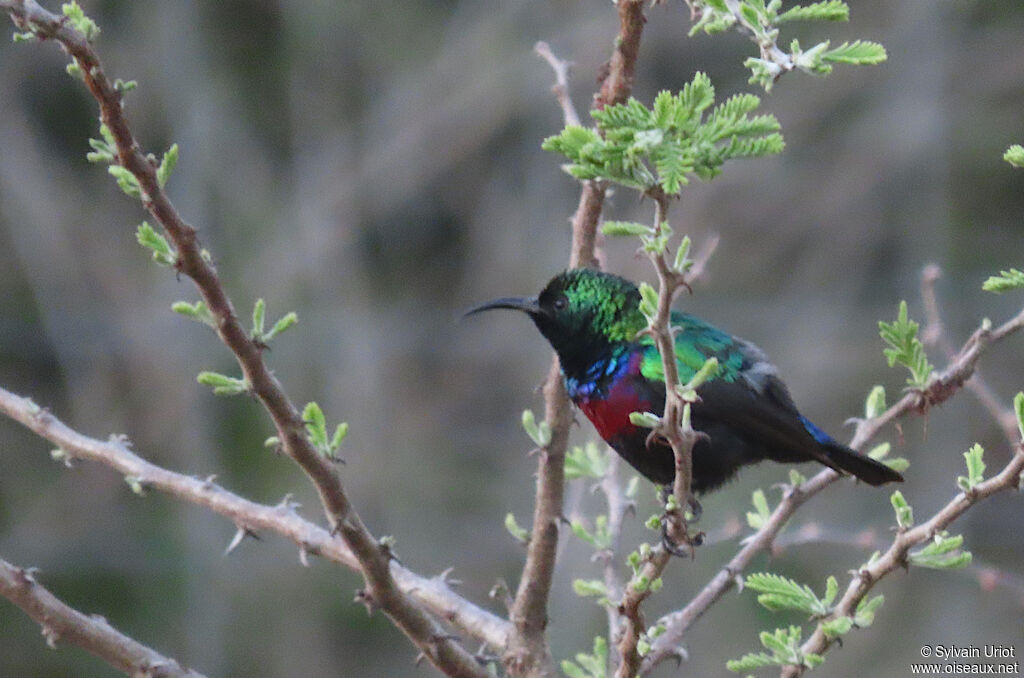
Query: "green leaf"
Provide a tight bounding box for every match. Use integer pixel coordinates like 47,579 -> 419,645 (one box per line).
745,572 -> 828,615
302,401 -> 328,447
629,411 -> 661,428
521,409 -> 551,447
884,457 -> 910,473
108,165 -> 142,198
909,532 -> 972,570
263,311 -> 299,342
685,357 -> 720,391
982,269 -> 1024,293
777,0 -> 849,23
864,385 -> 886,419
197,371 -> 249,396
879,301 -> 933,387
504,513 -> 529,543
728,626 -> 809,672
956,443 -> 986,492
562,637 -> 608,678
867,442 -> 890,460
746,489 -> 772,529
821,616 -> 854,639
565,442 -> 610,480
638,282 -> 659,320
1003,144 -> 1024,168
890,490 -> 913,529
823,40 -> 887,65
136,221 -> 177,267
854,594 -> 884,627
788,468 -> 806,487
171,300 -> 216,328
572,579 -> 609,598
62,1 -> 100,42
252,299 -> 266,337
601,221 -> 653,237
156,144 -> 179,188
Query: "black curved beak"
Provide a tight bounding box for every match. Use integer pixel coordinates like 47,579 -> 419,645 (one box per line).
462,296 -> 541,319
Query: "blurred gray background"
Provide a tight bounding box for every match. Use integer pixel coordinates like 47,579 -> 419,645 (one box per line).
1,1 -> 1022,676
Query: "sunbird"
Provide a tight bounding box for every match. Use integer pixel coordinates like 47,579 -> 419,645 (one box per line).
468,268 -> 903,495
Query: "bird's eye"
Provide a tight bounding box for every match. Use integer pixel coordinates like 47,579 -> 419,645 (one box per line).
553,295 -> 568,311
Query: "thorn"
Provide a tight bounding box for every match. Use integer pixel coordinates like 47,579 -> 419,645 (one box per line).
414,651 -> 427,667
299,545 -> 311,568
224,525 -> 259,556
354,589 -> 378,614
435,567 -> 462,588
202,474 -> 218,489
14,566 -> 39,587
276,493 -> 301,512
41,624 -> 60,649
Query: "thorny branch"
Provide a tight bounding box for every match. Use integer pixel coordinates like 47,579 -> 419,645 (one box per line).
614,190 -> 706,678
782,439 -> 1024,677
641,293 -> 1024,673
0,386 -> 513,654
0,3 -> 487,676
507,4 -> 650,676
920,265 -> 1021,449
0,556 -> 206,678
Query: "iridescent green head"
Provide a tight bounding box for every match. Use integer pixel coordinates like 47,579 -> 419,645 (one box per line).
465,269 -> 646,376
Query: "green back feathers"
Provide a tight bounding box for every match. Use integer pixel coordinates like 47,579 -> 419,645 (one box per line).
639,311 -> 746,384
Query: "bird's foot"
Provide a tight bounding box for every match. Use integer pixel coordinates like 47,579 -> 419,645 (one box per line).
660,521 -> 704,557
659,486 -> 703,524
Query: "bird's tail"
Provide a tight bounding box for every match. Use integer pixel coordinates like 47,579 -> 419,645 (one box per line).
819,440 -> 904,485
799,415 -> 904,485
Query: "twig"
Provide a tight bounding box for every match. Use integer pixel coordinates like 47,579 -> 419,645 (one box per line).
0,556 -> 206,678
641,299 -> 1024,673
615,191 -> 706,678
0,5 -> 489,675
920,264 -> 1020,449
781,442 -> 1024,677
507,3 -> 651,675
534,42 -> 580,127
0,385 -> 512,654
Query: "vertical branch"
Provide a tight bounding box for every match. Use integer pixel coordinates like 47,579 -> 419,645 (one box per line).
508,5 -> 650,676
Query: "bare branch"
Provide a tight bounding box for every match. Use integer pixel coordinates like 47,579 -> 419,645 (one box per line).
534,41 -> 580,127
0,3 -> 491,675
642,299 -> 1024,673
0,385 -> 512,656
0,557 -> 206,678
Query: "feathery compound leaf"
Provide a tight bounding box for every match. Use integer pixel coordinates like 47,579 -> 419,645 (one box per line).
562,637 -> 608,678
879,301 -> 933,387
745,572 -> 828,615
156,144 -> 179,188
890,490 -> 913,529
601,221 -> 654,237
544,72 -> 781,195
1003,144 -> 1024,168
62,1 -> 100,42
197,371 -> 249,396
777,0 -> 849,22
727,626 -> 811,672
854,594 -> 884,627
565,442 -> 610,480
746,488 -> 772,529
957,444 -> 986,492
982,268 -> 1024,293
909,532 -> 972,570
136,221 -> 177,266
822,40 -> 887,64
